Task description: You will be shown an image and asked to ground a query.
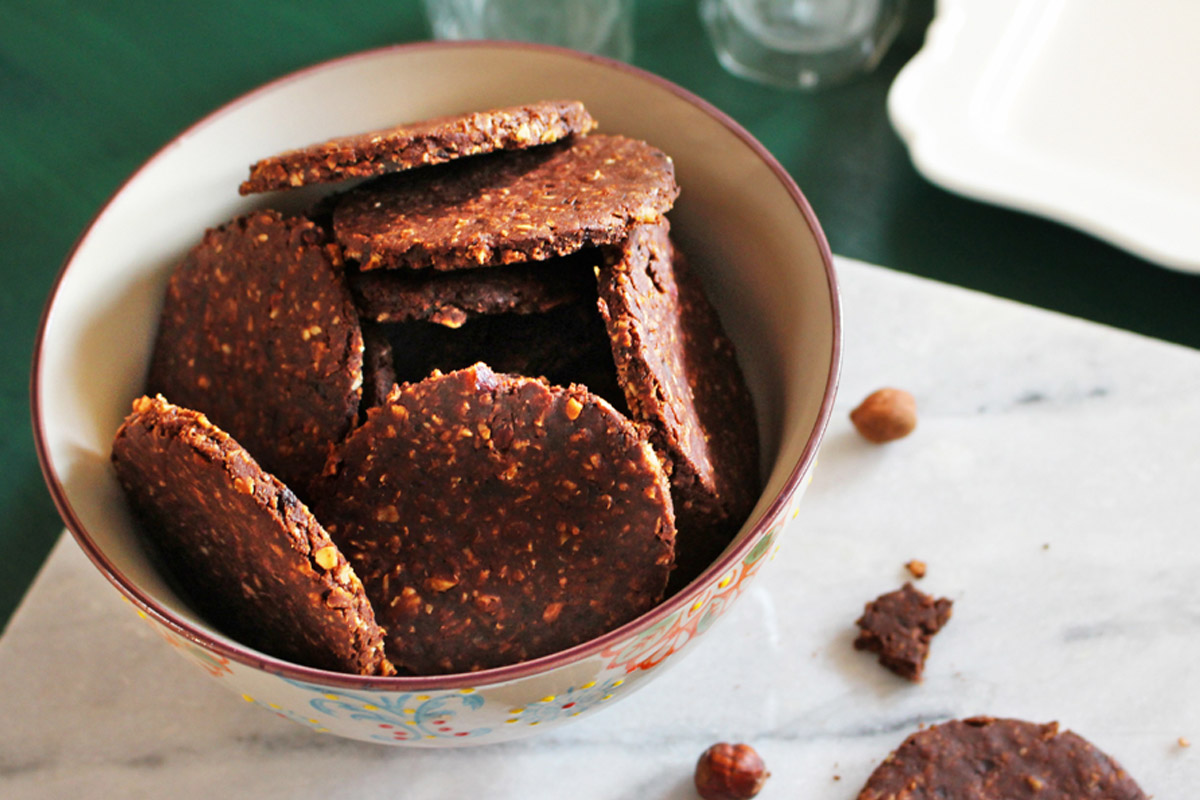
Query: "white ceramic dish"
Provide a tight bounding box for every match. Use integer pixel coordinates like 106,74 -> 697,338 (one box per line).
889,0 -> 1200,273
33,42 -> 840,746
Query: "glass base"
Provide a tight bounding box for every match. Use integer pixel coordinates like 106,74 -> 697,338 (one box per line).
424,0 -> 634,62
701,0 -> 906,90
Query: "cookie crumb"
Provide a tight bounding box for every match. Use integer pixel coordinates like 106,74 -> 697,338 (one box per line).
1180,737 -> 1191,748
854,582 -> 952,681
905,559 -> 927,579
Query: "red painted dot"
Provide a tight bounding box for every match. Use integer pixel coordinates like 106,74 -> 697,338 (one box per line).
379,724 -> 393,729
454,732 -> 469,737
562,702 -> 576,709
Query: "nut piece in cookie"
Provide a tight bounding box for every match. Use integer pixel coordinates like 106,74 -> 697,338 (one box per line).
596,222 -> 761,590
312,363 -> 676,675
333,134 -> 679,271
111,395 -> 393,676
349,248 -> 597,327
857,717 -> 1148,799
145,210 -> 363,495
240,99 -> 597,194
854,582 -> 952,681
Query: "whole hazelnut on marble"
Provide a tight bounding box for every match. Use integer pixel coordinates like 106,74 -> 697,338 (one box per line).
694,742 -> 769,800
850,387 -> 917,443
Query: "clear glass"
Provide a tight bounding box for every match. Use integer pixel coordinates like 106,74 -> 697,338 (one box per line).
423,0 -> 634,62
700,0 -> 907,90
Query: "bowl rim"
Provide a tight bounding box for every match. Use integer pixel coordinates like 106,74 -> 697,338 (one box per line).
30,39 -> 842,691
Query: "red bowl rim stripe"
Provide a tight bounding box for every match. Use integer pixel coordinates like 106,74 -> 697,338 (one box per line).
30,40 -> 842,691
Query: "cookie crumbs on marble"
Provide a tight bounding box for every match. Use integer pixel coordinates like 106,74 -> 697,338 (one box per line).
853,582 -> 952,681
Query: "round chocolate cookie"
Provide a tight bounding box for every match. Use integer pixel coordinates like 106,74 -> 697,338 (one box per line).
333,134 -> 679,271
240,99 -> 596,195
111,395 -> 393,676
348,249 -> 597,327
858,717 -> 1148,799
312,363 -> 676,675
146,210 -> 363,494
596,222 -> 760,588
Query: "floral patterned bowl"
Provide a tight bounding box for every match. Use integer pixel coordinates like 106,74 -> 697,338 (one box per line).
33,42 -> 840,746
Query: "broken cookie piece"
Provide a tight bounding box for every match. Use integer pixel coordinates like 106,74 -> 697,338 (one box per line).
240,99 -> 597,194
111,395 -> 393,676
145,210 -> 363,495
854,582 -> 952,681
333,134 -> 679,271
858,717 -> 1147,799
311,363 -> 676,675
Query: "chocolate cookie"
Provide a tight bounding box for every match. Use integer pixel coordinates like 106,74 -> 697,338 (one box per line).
111,396 -> 393,676
854,582 -> 953,681
349,249 -> 596,327
312,363 -> 675,675
858,717 -> 1148,799
240,99 -> 597,194
333,135 -> 679,271
145,210 -> 363,494
595,222 -> 760,588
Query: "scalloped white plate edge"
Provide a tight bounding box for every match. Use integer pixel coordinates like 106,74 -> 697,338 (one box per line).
888,0 -> 1200,274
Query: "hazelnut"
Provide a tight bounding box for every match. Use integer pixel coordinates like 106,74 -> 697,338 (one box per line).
694,742 -> 769,800
850,388 -> 917,443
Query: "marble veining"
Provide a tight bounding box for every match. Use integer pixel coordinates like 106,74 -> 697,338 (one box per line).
1,258 -> 1196,797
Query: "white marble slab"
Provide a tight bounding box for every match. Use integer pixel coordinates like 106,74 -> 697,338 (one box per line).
2,258 -> 1197,798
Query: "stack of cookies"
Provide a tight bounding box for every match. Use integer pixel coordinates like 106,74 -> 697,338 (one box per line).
111,100 -> 760,676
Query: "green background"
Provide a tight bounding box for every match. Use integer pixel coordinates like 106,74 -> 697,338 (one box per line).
3,0 -> 1197,628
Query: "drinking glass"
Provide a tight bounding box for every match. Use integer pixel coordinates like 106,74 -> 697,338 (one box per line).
424,0 -> 635,62
700,0 -> 906,89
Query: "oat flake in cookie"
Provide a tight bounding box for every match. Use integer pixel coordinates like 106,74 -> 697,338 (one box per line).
240,99 -> 596,194
111,396 -> 393,676
596,222 -> 761,588
858,717 -> 1148,799
333,134 -> 679,271
146,210 -> 363,494
312,363 -> 676,675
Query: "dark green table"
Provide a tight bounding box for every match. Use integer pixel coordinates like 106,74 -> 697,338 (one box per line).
3,0 -> 1197,628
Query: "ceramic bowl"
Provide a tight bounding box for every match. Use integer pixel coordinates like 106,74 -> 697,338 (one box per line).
32,42 -> 840,747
